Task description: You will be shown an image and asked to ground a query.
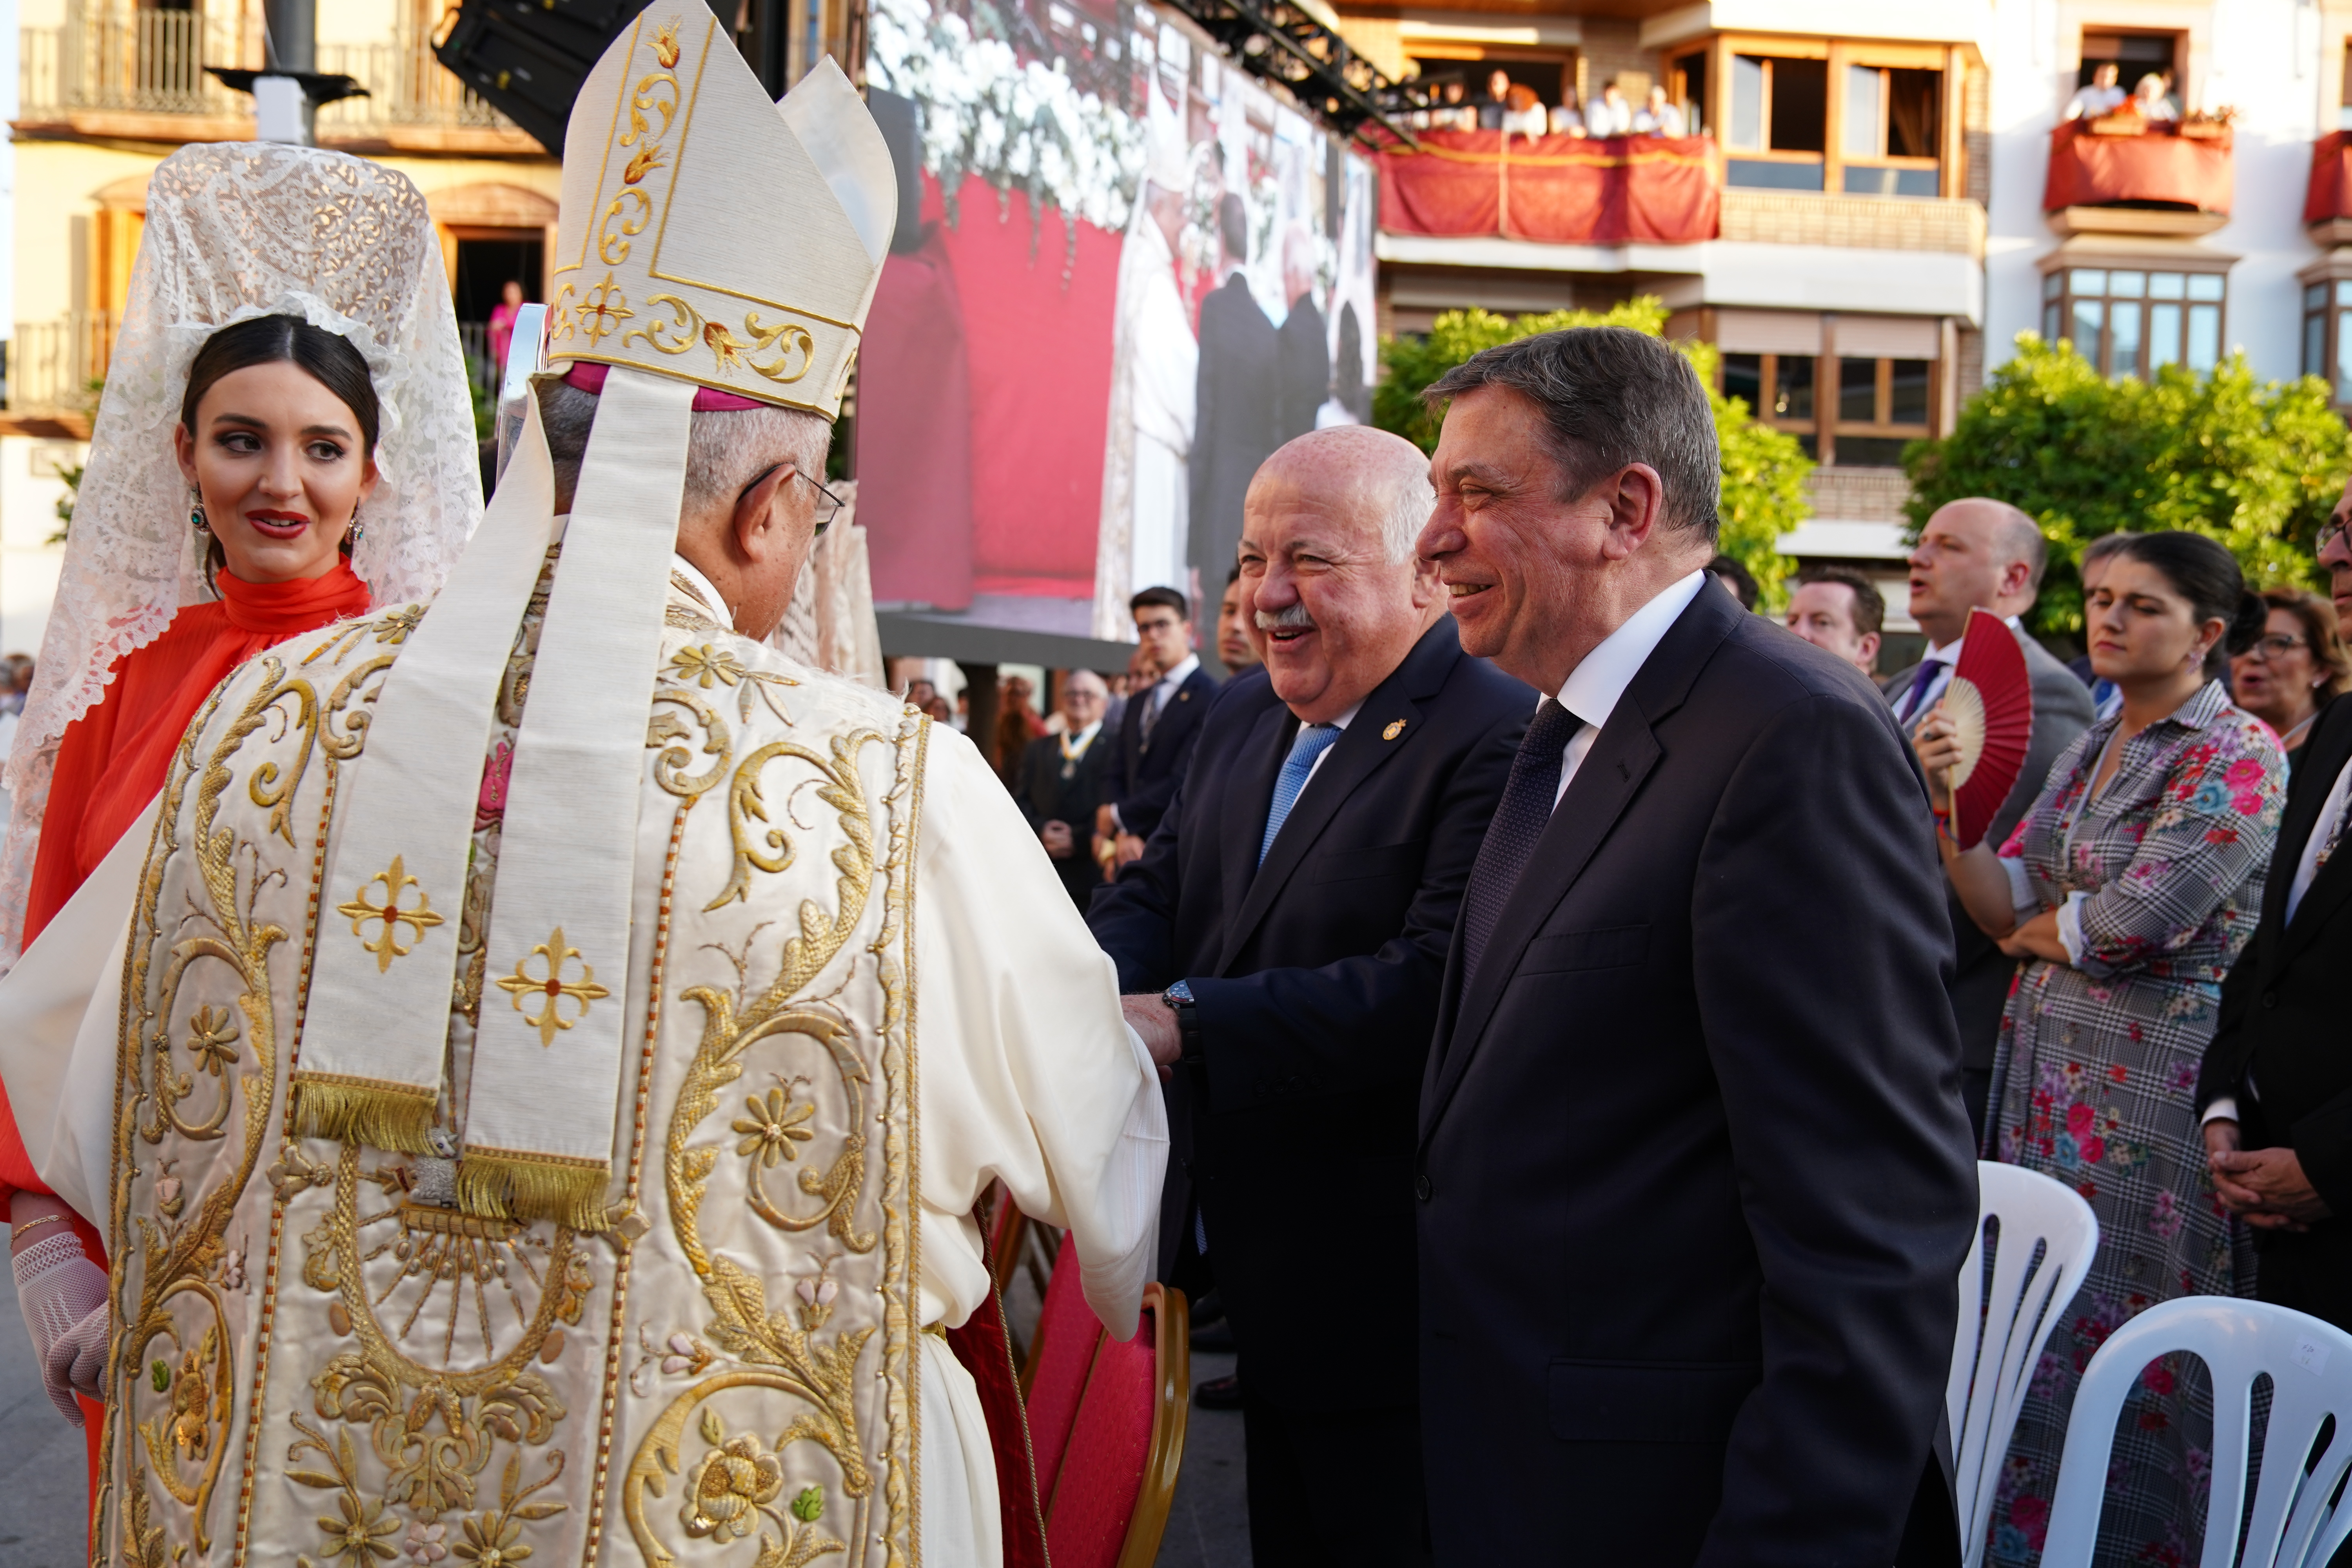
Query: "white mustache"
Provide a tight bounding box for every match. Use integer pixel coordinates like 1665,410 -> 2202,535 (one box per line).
1255,603 -> 1314,632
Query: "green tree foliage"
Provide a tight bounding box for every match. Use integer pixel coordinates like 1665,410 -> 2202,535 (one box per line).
1902,335 -> 2351,641
1375,296 -> 1814,605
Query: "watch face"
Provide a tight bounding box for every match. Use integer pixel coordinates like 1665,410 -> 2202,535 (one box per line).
1164,980 -> 1193,1006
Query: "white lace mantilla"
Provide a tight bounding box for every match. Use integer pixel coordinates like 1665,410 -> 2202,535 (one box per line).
0,142 -> 483,964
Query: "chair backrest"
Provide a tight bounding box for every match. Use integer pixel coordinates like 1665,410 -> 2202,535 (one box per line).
2041,1298 -> 2352,1568
1024,1232 -> 1100,1492
1044,1279 -> 1191,1568
1949,1162 -> 2101,1568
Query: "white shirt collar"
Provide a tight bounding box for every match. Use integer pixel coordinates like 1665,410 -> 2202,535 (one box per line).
670,552 -> 731,626
1065,719 -> 1103,748
1555,570 -> 1708,730
1156,653 -> 1201,691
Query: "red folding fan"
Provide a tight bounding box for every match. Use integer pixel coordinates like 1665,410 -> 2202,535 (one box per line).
1943,607 -> 2035,850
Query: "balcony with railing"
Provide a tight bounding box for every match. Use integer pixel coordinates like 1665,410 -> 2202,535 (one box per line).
2,312 -> 118,436
2042,117 -> 2234,238
17,4 -> 540,155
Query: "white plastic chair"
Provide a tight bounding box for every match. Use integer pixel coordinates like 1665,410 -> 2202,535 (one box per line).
2041,1298 -> 2352,1567
1949,1161 -> 2101,1568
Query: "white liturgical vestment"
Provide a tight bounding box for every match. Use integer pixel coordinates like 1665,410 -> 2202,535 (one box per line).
1125,217 -> 1197,596
6,566 -> 1164,1568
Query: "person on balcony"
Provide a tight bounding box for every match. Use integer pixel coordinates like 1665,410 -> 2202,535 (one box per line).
2134,70 -> 2181,121
1588,79 -> 1636,137
2063,61 -> 2126,121
0,137 -> 480,1542
1633,84 -> 1686,137
1549,83 -> 1587,138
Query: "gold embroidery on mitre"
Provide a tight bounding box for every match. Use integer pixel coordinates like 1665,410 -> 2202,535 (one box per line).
549,0 -> 888,419
495,926 -> 613,1047
336,854 -> 445,973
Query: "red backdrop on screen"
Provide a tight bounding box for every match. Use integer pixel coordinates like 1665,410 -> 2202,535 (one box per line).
860,172 -> 1122,606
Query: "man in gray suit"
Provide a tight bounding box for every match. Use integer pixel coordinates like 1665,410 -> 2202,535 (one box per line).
1884,497 -> 2095,1141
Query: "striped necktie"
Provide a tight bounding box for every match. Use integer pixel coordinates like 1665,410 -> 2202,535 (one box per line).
1259,723 -> 1342,865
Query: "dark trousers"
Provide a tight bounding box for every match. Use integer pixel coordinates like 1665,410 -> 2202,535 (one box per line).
1241,1392 -> 1430,1567
1960,1066 -> 1992,1152
2255,1229 -> 2352,1330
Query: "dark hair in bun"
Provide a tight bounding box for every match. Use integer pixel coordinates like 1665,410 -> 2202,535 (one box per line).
2108,530 -> 2261,680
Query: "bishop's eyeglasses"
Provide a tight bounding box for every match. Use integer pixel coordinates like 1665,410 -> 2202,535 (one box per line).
740,463 -> 846,537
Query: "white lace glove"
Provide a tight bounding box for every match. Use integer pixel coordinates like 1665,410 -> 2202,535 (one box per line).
13,1230 -> 108,1425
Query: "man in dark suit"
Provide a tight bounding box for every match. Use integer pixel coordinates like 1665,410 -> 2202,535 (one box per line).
1274,224 -> 1328,446
1098,425 -> 1528,1567
1881,497 -> 2096,1141
2201,679 -> 2352,1325
1014,668 -> 1114,913
1190,193 -> 1280,593
1412,327 -> 1977,1564
1098,586 -> 1219,859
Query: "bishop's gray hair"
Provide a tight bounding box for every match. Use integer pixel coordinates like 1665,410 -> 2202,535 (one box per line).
536,377 -> 832,515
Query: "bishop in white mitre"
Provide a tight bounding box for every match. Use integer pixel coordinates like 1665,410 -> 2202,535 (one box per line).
4,9 -> 1165,1565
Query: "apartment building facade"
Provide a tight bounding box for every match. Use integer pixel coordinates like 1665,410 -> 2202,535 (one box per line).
0,0 -> 560,657
1336,0 -> 2352,655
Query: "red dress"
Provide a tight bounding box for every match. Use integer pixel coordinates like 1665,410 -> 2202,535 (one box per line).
0,560 -> 369,1490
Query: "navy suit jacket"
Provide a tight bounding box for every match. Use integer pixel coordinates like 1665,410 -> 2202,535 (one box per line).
1417,584 -> 1977,1563
1089,619 -> 1530,1409
1112,663 -> 1218,843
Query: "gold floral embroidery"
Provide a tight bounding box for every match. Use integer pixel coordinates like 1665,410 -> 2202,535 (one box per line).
494,927 -> 612,1047
671,645 -> 746,689
337,855 -> 447,973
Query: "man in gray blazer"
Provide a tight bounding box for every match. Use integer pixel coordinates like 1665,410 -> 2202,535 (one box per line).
1883,497 -> 2096,1141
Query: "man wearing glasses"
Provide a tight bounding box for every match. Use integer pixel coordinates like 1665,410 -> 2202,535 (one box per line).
2200,480 -> 2352,1329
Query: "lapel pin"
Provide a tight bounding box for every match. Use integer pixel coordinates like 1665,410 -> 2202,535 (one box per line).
1383,719 -> 1407,740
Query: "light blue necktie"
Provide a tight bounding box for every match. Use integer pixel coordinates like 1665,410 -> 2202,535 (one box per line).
1259,723 -> 1342,866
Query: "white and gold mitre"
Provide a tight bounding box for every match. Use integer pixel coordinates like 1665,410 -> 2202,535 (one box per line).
546,0 -> 895,418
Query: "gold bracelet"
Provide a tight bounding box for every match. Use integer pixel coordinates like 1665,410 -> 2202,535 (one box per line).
9,1213 -> 71,1241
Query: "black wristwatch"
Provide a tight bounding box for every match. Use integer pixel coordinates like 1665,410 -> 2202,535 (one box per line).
1161,979 -> 1202,1062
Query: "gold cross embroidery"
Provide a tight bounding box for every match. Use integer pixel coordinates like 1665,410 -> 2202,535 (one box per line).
494,926 -> 612,1047
335,855 -> 445,973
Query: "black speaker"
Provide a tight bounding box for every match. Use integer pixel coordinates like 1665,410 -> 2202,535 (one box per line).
432,0 -> 662,156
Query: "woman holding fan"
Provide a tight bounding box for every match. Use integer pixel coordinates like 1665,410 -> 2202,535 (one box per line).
1920,530 -> 2280,1565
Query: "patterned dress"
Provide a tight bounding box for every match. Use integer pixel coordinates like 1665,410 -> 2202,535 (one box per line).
1984,680 -> 2284,1567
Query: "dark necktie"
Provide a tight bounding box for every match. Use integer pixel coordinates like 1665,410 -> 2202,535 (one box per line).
1459,698 -> 1584,985
1900,657 -> 1945,725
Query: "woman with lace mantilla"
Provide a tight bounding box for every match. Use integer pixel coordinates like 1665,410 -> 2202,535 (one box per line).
0,140 -> 479,1526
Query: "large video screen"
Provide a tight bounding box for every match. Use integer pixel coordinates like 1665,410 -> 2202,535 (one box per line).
861,0 -> 1378,643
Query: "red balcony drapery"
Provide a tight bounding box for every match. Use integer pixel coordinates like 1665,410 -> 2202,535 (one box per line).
1376,131 -> 1720,246
2042,120 -> 2232,214
2306,131 -> 2352,223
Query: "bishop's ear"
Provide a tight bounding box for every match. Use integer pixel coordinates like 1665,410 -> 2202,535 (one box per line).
730,461 -> 800,566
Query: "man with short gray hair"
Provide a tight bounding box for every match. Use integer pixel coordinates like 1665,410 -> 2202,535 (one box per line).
1091,424 -> 1530,1566
1413,327 -> 1976,1565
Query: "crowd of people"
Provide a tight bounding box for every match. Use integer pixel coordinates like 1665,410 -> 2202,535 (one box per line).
1409,68 -> 1691,140
965,353 -> 2352,1564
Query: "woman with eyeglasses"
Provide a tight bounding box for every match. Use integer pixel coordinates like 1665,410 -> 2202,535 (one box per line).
2230,588 -> 2351,773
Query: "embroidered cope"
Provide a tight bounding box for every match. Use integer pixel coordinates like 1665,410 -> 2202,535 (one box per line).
64,572 -> 1162,1568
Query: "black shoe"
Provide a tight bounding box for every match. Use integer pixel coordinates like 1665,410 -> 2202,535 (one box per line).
1194,1373 -> 1243,1411
1191,1288 -> 1226,1327
1191,1318 -> 1235,1352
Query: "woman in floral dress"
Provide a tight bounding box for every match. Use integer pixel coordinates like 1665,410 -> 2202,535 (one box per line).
1920,531 -> 2281,1566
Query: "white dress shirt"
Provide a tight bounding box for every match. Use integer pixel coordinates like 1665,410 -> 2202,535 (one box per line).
1298,699 -> 1364,795
1890,615 -> 2029,728
1551,570 -> 1708,807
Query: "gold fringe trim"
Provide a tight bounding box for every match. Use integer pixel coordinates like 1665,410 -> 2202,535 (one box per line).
289,1073 -> 438,1152
457,1147 -> 612,1233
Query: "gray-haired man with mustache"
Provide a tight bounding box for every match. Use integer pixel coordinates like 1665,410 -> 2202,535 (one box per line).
1089,426 -> 1532,1565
